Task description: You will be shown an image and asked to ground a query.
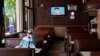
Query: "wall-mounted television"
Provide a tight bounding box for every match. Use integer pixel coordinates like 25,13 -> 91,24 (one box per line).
50,6 -> 66,16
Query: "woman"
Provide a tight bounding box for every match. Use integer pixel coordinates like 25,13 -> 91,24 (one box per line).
15,29 -> 36,48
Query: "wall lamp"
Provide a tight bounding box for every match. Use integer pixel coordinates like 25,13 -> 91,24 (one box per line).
67,5 -> 77,19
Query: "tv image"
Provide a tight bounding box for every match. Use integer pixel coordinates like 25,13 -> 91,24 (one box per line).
50,6 -> 65,16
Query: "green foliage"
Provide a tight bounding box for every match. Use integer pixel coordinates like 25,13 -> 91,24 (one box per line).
4,0 -> 16,18
4,0 -> 16,11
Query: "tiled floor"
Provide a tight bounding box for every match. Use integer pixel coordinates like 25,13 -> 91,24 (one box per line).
49,39 -> 66,56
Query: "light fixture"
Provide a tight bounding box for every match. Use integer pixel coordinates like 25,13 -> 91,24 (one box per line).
67,4 -> 77,19
70,11 -> 75,19
70,11 -> 75,16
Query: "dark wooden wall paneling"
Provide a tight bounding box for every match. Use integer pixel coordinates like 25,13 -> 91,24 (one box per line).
86,0 -> 100,9
34,0 -> 88,26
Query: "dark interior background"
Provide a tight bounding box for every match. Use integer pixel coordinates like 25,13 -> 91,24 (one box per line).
34,0 -> 89,26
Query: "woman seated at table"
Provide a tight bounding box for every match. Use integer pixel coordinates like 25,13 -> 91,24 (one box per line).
15,29 -> 36,48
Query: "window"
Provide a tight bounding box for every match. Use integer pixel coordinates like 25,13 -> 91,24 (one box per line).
23,0 -> 34,31
4,0 -> 34,35
4,0 -> 16,35
4,0 -> 23,35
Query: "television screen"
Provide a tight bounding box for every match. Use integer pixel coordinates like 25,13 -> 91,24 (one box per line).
50,6 -> 65,16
